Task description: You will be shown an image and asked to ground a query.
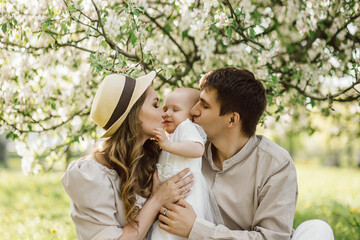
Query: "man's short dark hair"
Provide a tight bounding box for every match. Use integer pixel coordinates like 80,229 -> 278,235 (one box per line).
200,67 -> 267,137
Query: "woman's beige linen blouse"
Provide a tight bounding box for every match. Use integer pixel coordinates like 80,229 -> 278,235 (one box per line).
61,157 -> 146,240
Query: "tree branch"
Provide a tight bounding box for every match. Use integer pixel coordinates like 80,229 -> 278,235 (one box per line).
0,38 -> 97,54
143,11 -> 191,65
0,108 -> 90,133
90,0 -> 138,61
62,0 -> 100,34
224,0 -> 265,50
280,78 -> 360,102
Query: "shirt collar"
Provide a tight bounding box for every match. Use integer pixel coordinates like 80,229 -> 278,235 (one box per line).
204,135 -> 260,172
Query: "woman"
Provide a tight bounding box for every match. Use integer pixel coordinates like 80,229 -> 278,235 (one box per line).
62,71 -> 194,240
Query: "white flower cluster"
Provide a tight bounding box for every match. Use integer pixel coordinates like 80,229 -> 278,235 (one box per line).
104,9 -> 128,41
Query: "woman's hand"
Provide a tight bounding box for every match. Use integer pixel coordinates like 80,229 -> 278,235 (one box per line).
151,168 -> 194,209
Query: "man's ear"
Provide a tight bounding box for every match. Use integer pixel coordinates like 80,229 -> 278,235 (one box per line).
227,112 -> 240,128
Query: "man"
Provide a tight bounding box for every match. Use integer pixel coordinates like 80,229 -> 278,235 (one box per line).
157,67 -> 334,239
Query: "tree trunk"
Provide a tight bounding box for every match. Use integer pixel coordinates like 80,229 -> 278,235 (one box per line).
0,135 -> 8,168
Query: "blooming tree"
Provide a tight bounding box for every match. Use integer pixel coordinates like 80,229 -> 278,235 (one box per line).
0,0 -> 359,174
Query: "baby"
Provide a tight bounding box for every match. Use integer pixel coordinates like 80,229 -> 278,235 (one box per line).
150,88 -> 222,240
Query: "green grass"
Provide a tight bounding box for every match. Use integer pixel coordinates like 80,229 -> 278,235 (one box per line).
294,163 -> 360,240
0,159 -> 359,240
0,170 -> 76,239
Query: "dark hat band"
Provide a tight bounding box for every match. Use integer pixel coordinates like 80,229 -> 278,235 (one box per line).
103,76 -> 136,130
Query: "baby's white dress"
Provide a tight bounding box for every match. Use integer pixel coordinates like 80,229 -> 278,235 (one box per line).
149,119 -> 223,240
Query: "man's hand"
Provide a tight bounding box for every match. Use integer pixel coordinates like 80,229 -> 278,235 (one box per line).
158,199 -> 197,237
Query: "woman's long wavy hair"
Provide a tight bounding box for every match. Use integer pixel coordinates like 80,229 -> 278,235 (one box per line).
93,90 -> 160,226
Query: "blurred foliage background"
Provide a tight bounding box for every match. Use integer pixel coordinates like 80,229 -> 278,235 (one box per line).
0,0 -> 359,173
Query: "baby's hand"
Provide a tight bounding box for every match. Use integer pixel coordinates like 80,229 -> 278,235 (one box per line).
153,128 -> 170,150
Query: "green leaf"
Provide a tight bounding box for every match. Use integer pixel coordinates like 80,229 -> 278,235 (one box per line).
5,132 -> 18,139
1,23 -> 7,34
67,5 -> 77,13
89,53 -> 95,60
310,99 -> 315,107
250,28 -> 256,38
100,40 -> 108,50
318,22 -> 325,30
182,29 -> 189,40
6,132 -> 12,139
164,24 -> 172,33
309,30 -> 315,39
210,24 -> 218,33
116,6 -> 126,12
51,103 -> 56,110
85,27 -> 91,37
275,105 -> 284,114
130,31 -> 137,45
227,27 -> 232,38
60,22 -> 67,33
102,18 -> 107,26
131,22 -> 137,30
42,23 -> 48,31
121,21 -> 129,32
11,17 -> 18,26
286,44 -> 295,54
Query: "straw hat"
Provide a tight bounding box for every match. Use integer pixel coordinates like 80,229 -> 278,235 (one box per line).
90,71 -> 156,138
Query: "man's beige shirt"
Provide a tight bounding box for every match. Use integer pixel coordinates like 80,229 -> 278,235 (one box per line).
189,135 -> 298,240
